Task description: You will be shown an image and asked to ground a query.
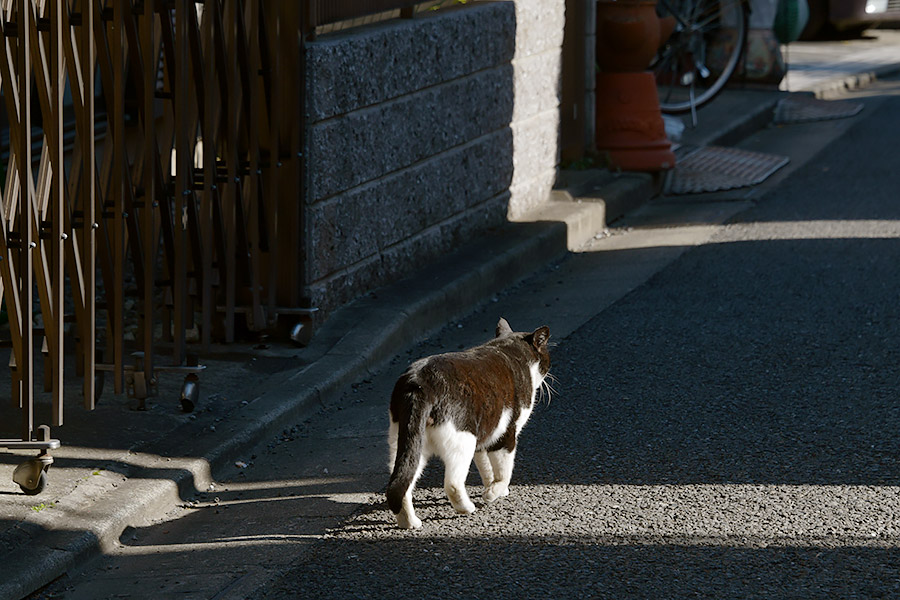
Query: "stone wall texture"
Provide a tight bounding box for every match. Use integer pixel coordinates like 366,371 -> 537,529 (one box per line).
303,1 -> 563,318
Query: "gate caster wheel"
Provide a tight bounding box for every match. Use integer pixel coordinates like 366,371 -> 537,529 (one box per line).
180,373 -> 199,413
13,459 -> 49,496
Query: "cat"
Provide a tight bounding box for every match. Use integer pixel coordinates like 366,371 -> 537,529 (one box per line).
386,317 -> 551,529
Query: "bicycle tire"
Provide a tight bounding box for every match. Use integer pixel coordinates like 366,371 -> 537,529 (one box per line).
652,0 -> 749,114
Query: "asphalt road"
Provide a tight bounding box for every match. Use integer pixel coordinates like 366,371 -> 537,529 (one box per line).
252,81 -> 900,598
38,79 -> 900,599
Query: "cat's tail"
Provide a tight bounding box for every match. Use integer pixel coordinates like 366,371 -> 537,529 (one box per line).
387,378 -> 430,515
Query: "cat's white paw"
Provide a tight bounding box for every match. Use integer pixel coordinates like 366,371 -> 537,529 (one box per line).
446,483 -> 476,515
483,482 -> 510,503
453,499 -> 477,515
397,511 -> 422,529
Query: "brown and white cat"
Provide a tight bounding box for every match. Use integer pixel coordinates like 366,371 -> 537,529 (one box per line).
387,318 -> 551,529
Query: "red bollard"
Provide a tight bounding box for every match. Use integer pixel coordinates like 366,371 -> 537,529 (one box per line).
595,71 -> 676,172
595,0 -> 676,172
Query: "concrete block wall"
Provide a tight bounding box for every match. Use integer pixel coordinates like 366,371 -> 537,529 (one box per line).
303,1 -> 564,319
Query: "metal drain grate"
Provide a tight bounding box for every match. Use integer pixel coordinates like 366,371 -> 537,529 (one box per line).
773,95 -> 864,124
665,146 -> 790,195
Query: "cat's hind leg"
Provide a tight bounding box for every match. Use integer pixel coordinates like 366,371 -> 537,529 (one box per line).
473,450 -> 494,488
433,425 -> 477,515
396,453 -> 426,529
445,445 -> 477,515
483,448 -> 516,503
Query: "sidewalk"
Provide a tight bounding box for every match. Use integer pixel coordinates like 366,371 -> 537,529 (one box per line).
3,35 -> 900,600
780,29 -> 900,96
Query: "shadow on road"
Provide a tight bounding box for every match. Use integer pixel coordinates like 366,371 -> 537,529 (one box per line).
254,531 -> 900,599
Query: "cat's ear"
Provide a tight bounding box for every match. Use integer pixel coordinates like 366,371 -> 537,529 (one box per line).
496,318 -> 513,337
531,326 -> 550,349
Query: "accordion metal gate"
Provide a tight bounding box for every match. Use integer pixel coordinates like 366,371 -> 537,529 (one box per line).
0,0 -> 309,494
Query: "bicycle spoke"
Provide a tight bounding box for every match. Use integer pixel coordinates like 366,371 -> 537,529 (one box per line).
690,83 -> 698,126
691,0 -> 720,22
694,0 -> 744,30
654,43 -> 681,73
657,0 -> 692,29
652,0 -> 748,114
694,10 -> 736,31
662,56 -> 681,103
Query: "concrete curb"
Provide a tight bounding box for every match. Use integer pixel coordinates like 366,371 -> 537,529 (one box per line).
533,172 -> 657,251
808,62 -> 900,98
708,94 -> 787,148
679,90 -> 788,150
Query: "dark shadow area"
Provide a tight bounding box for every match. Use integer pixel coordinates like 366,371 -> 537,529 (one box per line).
0,518 -> 101,600
0,334 -> 309,488
254,533 -> 900,599
15,473 -> 383,599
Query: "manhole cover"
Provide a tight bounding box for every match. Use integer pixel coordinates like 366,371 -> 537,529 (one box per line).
665,146 -> 789,195
773,95 -> 863,124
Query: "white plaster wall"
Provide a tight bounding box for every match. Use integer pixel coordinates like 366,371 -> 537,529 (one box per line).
507,0 -> 565,220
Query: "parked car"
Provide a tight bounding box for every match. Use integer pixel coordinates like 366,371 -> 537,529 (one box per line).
801,0 -> 900,38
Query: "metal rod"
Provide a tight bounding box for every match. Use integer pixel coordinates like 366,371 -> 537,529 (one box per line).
173,0 -> 188,364
310,0 -> 421,28
201,0 -> 216,349
81,0 -> 97,410
142,0 -> 155,379
18,0 -> 34,440
247,0 -> 263,332
263,2 -> 279,315
224,1 -> 237,343
50,0 -> 65,426
285,3 -> 304,308
113,0 -> 125,393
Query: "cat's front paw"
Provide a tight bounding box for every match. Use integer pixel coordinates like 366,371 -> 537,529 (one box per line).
452,498 -> 477,515
397,511 -> 423,529
483,482 -> 509,503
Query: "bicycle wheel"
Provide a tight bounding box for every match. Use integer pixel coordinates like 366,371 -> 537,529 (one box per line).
652,0 -> 749,114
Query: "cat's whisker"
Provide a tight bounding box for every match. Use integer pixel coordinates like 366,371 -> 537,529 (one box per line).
538,372 -> 558,406
547,374 -> 559,400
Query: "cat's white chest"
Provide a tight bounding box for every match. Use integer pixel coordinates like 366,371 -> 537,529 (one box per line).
515,404 -> 533,433
517,361 -> 543,431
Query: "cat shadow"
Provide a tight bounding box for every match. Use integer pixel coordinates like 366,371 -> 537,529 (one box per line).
340,508 -> 462,535
344,483 -> 491,534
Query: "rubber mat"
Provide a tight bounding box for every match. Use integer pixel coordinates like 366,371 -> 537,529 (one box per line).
665,146 -> 789,195
773,95 -> 864,124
